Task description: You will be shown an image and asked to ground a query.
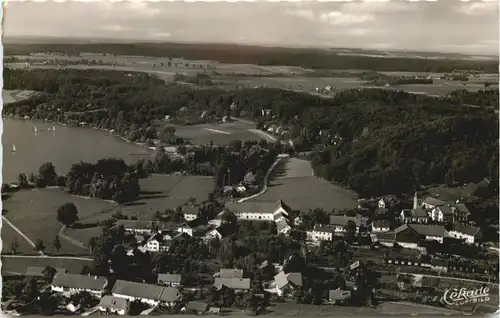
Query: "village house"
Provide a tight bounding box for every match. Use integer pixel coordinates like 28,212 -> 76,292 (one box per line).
214,278 -> 251,291
176,218 -> 209,237
400,208 -> 429,224
451,203 -> 471,222
51,274 -> 108,297
116,220 -> 160,234
266,271 -> 303,297
204,223 -> 235,241
422,197 -> 446,210
145,233 -> 170,252
394,224 -> 449,249
182,206 -> 200,221
430,205 -> 454,223
378,195 -> 399,209
308,225 -> 336,242
371,220 -> 390,233
98,295 -> 130,315
112,280 -> 182,307
26,267 -> 67,277
157,274 -> 182,287
224,200 -> 291,222
276,219 -> 292,235
329,215 -> 368,233
447,224 -> 482,244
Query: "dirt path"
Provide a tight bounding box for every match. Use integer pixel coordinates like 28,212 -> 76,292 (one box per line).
2,215 -> 43,255
238,157 -> 283,203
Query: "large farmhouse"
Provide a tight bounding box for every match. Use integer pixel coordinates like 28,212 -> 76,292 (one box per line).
51,274 -> 108,297
224,200 -> 290,222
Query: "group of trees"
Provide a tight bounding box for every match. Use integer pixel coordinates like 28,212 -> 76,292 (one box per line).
65,158 -> 140,202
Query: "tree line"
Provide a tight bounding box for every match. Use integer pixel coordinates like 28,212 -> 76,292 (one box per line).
4,42 -> 498,72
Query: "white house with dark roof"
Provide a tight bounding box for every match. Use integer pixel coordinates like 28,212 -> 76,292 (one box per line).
145,233 -> 171,252
51,274 -> 108,297
276,219 -> 292,235
112,280 -> 182,307
308,225 -> 336,242
430,205 -> 454,223
98,296 -> 130,315
448,224 -> 482,244
224,200 -> 290,222
451,203 -> 471,222
182,206 -> 200,221
157,274 -> 182,287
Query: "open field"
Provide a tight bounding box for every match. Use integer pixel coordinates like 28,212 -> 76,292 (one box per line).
1,188 -> 117,255
168,121 -> 261,145
65,175 -> 214,246
2,89 -> 39,104
1,223 -> 35,254
214,75 -> 497,97
249,158 -> 358,213
1,256 -> 93,275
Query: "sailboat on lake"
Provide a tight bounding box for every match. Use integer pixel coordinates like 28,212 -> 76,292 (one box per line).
33,126 -> 38,134
12,144 -> 16,152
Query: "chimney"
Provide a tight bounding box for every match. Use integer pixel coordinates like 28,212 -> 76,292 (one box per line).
413,192 -> 418,210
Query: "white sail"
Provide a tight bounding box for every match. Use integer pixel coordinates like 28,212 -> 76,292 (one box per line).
34,126 -> 38,133
53,126 -> 56,131
12,144 -> 16,152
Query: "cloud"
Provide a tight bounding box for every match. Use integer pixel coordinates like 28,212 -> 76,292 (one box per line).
319,11 -> 374,26
340,1 -> 415,14
285,9 -> 315,21
456,1 -> 497,16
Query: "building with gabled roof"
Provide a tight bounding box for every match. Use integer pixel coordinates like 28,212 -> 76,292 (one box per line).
266,271 -> 303,296
214,278 -> 251,291
448,224 -> 482,244
215,268 -> 244,279
98,296 -> 130,315
224,200 -> 290,222
111,280 -> 182,306
422,197 -> 445,210
51,274 -> 108,297
394,224 -> 449,248
157,274 -> 182,287
400,207 -> 429,224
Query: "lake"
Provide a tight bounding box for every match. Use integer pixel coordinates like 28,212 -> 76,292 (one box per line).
2,118 -> 155,183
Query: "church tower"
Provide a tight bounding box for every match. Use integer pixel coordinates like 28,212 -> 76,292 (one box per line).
413,192 -> 418,210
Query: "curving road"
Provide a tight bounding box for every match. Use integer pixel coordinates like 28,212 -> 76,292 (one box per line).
238,156 -> 283,203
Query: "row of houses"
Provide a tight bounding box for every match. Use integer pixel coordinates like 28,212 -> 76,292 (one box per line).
380,193 -> 471,224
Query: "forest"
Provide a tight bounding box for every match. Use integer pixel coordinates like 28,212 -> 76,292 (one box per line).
4,68 -> 499,198
4,42 -> 498,73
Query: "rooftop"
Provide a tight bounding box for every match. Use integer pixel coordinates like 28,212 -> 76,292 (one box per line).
98,296 -> 129,311
52,274 -> 107,291
450,224 -> 481,236
225,200 -> 290,215
423,197 -> 446,207
158,274 -> 182,283
214,278 -> 251,290
395,224 -> 448,238
112,280 -> 181,303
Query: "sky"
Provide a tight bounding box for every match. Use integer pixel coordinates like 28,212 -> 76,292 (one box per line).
3,0 -> 499,55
